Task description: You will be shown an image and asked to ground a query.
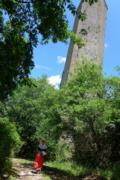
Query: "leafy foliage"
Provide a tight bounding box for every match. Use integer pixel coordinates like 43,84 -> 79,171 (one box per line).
3,62 -> 120,168
0,117 -> 21,177
0,0 -> 98,100
7,77 -> 61,159
0,24 -> 33,100
57,62 -> 120,167
104,76 -> 120,163
1,61 -> 119,169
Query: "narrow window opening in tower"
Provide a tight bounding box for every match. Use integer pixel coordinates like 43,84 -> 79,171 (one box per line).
80,28 -> 88,36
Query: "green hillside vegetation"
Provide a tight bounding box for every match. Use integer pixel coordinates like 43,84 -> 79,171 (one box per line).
0,62 -> 120,179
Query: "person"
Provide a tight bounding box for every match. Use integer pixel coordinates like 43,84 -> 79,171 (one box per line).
33,139 -> 47,173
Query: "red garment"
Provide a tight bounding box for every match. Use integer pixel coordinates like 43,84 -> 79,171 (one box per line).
34,152 -> 44,171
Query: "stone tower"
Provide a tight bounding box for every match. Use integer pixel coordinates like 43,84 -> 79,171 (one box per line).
60,0 -> 108,87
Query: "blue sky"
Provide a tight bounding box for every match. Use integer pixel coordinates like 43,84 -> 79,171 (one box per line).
30,0 -> 120,87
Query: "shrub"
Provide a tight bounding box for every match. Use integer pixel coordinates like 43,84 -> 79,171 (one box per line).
7,78 -> 61,159
0,117 -> 21,177
58,62 -> 120,167
111,163 -> 120,180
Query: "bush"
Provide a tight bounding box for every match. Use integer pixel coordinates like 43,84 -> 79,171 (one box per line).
111,163 -> 120,180
0,117 -> 21,177
58,62 -> 120,167
7,78 -> 61,159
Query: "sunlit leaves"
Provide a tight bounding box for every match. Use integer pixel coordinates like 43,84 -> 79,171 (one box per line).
0,0 -> 98,100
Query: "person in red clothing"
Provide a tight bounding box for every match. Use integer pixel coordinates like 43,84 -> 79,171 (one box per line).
33,139 -> 47,173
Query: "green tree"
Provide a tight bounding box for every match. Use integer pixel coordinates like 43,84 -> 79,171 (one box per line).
0,0 -> 97,100
0,100 -> 21,176
7,77 -> 61,159
104,76 -> 120,163
58,62 -> 120,167
0,117 -> 21,177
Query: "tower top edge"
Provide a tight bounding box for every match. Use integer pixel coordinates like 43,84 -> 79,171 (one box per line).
78,0 -> 108,10
104,0 -> 108,10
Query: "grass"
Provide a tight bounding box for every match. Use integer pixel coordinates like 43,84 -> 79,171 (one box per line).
45,161 -> 120,180
12,158 -> 33,165
45,161 -> 91,177
42,174 -> 52,180
97,169 -> 112,180
9,176 -> 17,180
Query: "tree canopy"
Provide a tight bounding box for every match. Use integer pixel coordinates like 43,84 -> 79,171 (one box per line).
0,0 -> 98,100
0,62 -> 120,169
57,62 -> 120,167
6,77 -> 61,158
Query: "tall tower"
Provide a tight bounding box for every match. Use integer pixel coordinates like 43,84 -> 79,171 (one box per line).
61,0 -> 108,87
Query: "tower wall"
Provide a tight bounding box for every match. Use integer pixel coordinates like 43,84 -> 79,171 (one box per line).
60,0 -> 107,87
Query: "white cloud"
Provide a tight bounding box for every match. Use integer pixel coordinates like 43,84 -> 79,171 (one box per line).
48,75 -> 61,88
104,43 -> 109,49
57,56 -> 66,64
34,64 -> 51,71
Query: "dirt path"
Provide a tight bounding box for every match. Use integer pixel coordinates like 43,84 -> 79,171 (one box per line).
11,159 -> 106,180
12,159 -> 45,180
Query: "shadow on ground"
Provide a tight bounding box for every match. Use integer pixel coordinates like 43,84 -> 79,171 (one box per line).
43,165 -> 106,180
43,165 -> 80,180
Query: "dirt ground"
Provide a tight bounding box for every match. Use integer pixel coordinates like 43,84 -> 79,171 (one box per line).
12,159 -> 45,180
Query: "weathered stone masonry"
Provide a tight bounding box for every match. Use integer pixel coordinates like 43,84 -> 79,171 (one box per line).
60,0 -> 108,87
